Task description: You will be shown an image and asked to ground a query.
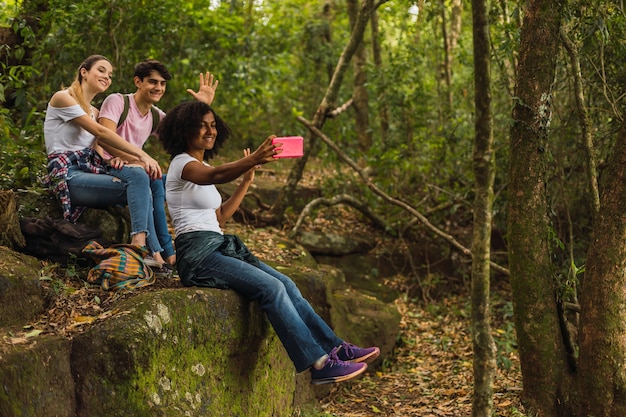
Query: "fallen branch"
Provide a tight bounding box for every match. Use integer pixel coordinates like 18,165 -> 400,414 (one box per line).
296,116 -> 510,276
288,193 -> 395,239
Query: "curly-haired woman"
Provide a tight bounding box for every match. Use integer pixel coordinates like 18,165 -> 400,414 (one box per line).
158,101 -> 380,385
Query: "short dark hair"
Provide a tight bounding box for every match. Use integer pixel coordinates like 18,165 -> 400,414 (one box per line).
134,59 -> 172,81
157,101 -> 231,161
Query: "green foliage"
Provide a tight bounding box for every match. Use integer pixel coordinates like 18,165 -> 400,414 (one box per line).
0,0 -> 18,26
2,0 -> 626,282
0,108 -> 46,190
0,16 -> 46,190
493,301 -> 517,370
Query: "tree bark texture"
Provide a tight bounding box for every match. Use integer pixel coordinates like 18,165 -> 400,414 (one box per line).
559,26 -> 600,217
577,118 -> 626,416
348,0 -> 373,155
370,9 -> 390,142
508,1 -> 572,415
470,0 -> 496,415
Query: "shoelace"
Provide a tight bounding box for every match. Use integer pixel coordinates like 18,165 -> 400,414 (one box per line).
325,347 -> 350,367
340,342 -> 357,359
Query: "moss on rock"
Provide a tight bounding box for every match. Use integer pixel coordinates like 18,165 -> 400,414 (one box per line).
0,336 -> 75,417
0,249 -> 45,327
71,288 -> 295,417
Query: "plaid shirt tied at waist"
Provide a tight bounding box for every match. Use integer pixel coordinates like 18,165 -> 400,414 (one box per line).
42,148 -> 108,222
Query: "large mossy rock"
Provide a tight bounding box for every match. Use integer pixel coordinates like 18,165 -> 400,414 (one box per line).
0,248 -> 45,328
0,336 -> 75,417
0,247 -> 401,417
71,289 -> 294,417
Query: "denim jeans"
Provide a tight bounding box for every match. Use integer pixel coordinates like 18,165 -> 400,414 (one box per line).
66,165 -> 162,254
195,252 -> 343,372
150,175 -> 174,259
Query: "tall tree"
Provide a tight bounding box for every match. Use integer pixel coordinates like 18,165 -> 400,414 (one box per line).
577,118 -> 626,415
508,0 -> 573,415
438,0 -> 462,117
347,0 -> 373,155
470,0 -> 496,415
370,8 -> 389,142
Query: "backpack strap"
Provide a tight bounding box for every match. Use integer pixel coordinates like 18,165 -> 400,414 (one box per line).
149,105 -> 160,135
117,94 -> 130,127
117,93 -> 160,136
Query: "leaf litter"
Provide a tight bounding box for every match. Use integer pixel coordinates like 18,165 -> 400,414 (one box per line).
318,292 -> 527,417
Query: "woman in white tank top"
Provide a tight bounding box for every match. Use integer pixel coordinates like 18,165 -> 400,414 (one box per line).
157,101 -> 380,385
42,55 -> 167,264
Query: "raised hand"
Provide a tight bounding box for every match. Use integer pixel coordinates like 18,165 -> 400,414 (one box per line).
187,72 -> 219,105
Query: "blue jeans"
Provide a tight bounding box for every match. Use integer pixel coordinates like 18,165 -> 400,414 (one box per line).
150,175 -> 174,259
66,165 -> 162,254
195,252 -> 343,372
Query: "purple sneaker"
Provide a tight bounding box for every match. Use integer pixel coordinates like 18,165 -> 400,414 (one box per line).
336,342 -> 380,363
310,348 -> 368,385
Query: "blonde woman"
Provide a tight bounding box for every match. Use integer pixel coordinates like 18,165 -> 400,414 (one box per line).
43,55 -> 166,265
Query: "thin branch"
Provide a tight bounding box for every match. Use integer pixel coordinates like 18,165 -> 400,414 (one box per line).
297,115 -> 510,276
288,193 -> 395,239
560,26 -> 600,216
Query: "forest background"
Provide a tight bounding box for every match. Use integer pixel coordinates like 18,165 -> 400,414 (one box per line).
3,0 -> 626,416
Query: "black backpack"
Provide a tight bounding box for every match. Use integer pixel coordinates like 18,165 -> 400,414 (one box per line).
19,217 -> 109,266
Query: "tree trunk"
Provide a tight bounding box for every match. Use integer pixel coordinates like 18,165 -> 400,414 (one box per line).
470,0 -> 496,415
370,9 -> 390,142
439,0 -> 453,116
559,26 -> 600,217
577,118 -> 626,416
508,1 -> 572,415
348,0 -> 372,155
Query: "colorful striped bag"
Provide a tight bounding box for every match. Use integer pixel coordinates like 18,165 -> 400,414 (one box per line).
82,241 -> 155,291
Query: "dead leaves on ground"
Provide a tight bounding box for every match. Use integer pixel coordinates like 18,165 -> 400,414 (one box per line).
319,295 -> 527,417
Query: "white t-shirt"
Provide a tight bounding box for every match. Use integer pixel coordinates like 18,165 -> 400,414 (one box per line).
166,153 -> 223,237
44,104 -> 94,154
98,93 -> 165,150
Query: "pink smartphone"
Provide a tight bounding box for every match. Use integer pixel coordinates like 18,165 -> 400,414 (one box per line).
272,136 -> 304,158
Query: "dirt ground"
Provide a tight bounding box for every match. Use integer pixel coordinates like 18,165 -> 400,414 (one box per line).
317,292 -> 527,417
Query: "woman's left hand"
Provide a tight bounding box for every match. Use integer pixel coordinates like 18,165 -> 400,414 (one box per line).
242,148 -> 260,184
108,157 -> 127,170
187,72 -> 219,105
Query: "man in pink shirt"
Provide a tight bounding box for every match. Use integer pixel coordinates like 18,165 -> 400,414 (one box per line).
98,59 -> 217,269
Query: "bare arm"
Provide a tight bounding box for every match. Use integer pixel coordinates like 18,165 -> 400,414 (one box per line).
181,135 -> 278,185
50,91 -> 161,178
98,116 -> 142,164
216,148 -> 259,226
73,115 -> 161,177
